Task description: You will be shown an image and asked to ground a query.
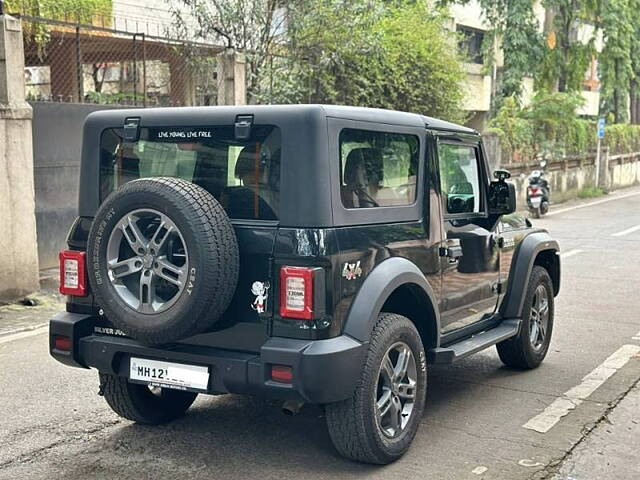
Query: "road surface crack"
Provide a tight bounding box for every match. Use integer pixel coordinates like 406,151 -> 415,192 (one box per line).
527,375 -> 640,480
427,423 -> 554,451
0,418 -> 121,470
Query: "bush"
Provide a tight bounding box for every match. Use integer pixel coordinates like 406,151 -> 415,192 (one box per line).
577,187 -> 605,199
263,1 -> 464,122
604,124 -> 640,154
489,92 -> 597,162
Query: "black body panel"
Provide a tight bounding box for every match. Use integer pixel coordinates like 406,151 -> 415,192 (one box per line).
53,105 -> 561,404
50,311 -> 365,404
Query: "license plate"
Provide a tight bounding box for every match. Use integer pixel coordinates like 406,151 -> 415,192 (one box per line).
530,197 -> 542,207
129,357 -> 209,392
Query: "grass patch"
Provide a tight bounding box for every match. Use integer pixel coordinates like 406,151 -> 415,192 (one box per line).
577,186 -> 606,199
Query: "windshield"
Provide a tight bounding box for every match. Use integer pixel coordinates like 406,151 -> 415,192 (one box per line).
99,125 -> 281,221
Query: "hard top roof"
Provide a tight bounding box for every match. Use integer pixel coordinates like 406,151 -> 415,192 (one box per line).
319,105 -> 476,134
86,104 -> 477,135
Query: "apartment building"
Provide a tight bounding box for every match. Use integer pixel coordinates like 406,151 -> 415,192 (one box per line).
449,1 -> 601,131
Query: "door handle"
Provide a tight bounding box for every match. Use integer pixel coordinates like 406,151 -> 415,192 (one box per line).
440,239 -> 463,262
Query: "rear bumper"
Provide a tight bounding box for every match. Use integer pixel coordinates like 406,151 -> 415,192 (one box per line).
49,312 -> 366,404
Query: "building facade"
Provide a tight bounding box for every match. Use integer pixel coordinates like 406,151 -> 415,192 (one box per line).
449,1 -> 601,131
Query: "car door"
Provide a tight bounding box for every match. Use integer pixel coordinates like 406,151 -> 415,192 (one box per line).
437,138 -> 501,335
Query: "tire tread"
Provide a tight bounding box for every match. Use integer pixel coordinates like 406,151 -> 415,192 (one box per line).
326,313 -> 426,464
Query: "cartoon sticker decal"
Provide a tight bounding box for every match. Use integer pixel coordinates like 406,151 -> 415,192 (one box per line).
251,281 -> 270,313
342,261 -> 363,281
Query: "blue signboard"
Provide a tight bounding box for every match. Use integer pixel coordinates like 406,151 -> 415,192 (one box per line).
598,118 -> 606,139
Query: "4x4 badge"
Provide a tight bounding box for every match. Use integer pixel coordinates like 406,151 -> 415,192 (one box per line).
342,261 -> 363,281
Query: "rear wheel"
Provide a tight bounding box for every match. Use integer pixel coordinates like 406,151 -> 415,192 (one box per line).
99,373 -> 197,425
530,206 -> 541,219
497,266 -> 554,369
325,313 -> 427,464
541,201 -> 550,215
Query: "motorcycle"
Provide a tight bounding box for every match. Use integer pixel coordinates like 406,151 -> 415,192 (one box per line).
526,161 -> 550,219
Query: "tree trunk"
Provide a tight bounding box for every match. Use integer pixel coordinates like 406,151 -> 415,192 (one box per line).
558,9 -> 572,93
614,60 -> 620,123
92,64 -> 104,93
631,78 -> 639,124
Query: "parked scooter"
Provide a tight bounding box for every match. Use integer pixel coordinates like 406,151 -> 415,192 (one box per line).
526,160 -> 550,218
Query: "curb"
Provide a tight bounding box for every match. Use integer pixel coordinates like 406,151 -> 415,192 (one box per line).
0,322 -> 48,338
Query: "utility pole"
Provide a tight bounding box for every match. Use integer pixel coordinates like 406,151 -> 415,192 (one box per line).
595,118 -> 606,188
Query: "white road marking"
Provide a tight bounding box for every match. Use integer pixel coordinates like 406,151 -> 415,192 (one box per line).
472,466 -> 488,475
632,330 -> 640,341
518,459 -> 544,468
611,224 -> 640,237
545,190 -> 640,217
560,249 -> 583,259
523,344 -> 640,433
0,325 -> 48,345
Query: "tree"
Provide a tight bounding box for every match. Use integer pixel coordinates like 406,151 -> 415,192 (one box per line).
169,0 -> 284,103
598,0 -> 633,123
630,1 -> 640,124
539,0 -> 599,93
170,1 -> 464,119
489,91 -> 591,161
4,0 -> 112,23
489,0 -> 542,102
264,1 -> 465,121
5,0 -> 112,58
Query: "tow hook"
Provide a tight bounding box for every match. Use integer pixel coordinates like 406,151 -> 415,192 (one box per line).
281,399 -> 304,416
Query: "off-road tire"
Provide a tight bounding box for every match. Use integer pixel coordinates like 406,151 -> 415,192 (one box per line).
87,177 -> 239,344
99,373 -> 197,424
497,266 -> 554,369
325,313 -> 427,464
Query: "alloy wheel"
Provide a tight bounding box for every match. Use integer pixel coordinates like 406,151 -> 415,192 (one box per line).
529,284 -> 550,351
375,341 -> 418,438
106,208 -> 188,314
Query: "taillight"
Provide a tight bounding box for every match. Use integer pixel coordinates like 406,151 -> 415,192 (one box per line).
271,365 -> 293,384
528,186 -> 542,196
53,335 -> 73,352
280,266 -> 316,320
59,250 -> 88,296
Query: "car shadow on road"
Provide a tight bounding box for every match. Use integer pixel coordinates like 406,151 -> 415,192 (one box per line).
63,353 -> 518,479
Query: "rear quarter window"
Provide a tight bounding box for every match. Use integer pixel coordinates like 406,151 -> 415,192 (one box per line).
99,125 -> 281,221
339,128 -> 419,209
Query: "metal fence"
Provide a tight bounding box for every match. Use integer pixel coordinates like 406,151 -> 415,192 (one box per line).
15,14 -> 224,107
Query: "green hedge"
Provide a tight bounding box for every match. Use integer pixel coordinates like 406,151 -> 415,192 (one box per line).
604,124 -> 640,154
490,93 -> 640,162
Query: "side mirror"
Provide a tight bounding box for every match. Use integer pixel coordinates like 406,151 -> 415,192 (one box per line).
488,180 -> 516,215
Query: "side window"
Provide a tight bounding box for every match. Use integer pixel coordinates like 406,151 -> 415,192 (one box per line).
438,143 -> 482,215
339,128 -> 419,209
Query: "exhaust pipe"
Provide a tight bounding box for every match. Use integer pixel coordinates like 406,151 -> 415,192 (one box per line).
282,399 -> 304,416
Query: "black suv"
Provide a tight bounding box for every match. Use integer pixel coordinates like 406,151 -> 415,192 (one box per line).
50,105 -> 560,464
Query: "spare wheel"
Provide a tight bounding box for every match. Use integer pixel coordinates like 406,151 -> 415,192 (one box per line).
87,177 -> 239,344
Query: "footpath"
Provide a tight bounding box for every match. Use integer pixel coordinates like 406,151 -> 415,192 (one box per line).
554,382 -> 640,479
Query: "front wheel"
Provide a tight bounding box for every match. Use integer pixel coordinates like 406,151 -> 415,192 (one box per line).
496,266 -> 554,369
99,373 -> 198,425
325,313 -> 427,464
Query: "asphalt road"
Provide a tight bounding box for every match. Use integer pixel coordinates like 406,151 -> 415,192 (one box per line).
2,189 -> 640,480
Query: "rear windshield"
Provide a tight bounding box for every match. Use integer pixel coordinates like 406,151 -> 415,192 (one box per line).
99,125 -> 281,221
